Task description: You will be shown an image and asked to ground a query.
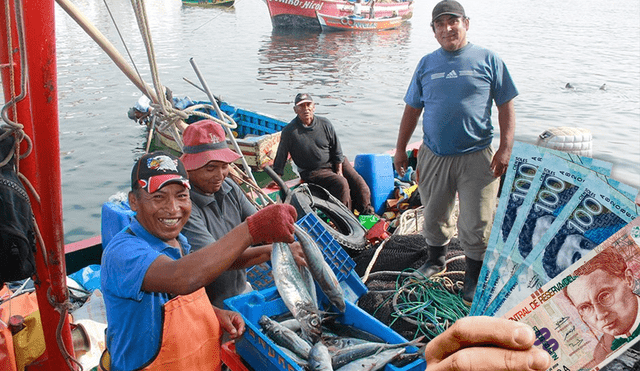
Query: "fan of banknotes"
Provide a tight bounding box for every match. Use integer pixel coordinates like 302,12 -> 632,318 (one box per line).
470,141 -> 640,371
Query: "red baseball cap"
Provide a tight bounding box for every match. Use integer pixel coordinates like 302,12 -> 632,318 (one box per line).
180,120 -> 242,171
131,151 -> 190,193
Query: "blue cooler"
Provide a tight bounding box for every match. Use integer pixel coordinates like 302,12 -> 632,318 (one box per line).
354,154 -> 395,215
101,198 -> 135,247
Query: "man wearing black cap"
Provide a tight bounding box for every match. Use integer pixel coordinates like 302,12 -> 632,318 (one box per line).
272,93 -> 375,215
100,151 -> 297,370
394,0 -> 518,304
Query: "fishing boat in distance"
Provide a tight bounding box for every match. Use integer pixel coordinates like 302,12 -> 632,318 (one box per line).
182,0 -> 235,7
265,0 -> 413,29
316,11 -> 403,31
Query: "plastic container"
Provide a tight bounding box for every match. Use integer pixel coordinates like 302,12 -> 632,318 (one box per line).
225,287 -> 425,371
221,342 -> 251,371
101,197 -> 135,248
353,154 -> 395,215
245,212 -> 367,302
227,212 -> 424,371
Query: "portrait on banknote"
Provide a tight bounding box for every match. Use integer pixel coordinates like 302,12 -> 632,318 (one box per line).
504,218 -> 640,371
562,245 -> 640,368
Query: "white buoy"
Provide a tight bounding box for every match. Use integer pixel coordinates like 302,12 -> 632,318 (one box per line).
536,127 -> 593,157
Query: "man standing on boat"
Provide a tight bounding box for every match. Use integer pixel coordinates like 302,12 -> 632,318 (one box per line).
100,151 -> 297,370
394,0 -> 517,305
272,93 -> 376,216
179,120 -> 305,310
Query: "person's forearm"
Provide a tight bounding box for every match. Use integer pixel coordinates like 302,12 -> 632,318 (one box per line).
396,105 -> 421,152
143,223 -> 253,295
229,244 -> 272,269
497,100 -> 515,152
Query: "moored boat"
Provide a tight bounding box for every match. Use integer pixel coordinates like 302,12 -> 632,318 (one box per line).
316,11 -> 403,31
182,0 -> 235,7
265,0 -> 413,29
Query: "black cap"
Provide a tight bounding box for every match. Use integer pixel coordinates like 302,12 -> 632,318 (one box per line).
294,93 -> 313,106
131,151 -> 190,193
432,0 -> 465,23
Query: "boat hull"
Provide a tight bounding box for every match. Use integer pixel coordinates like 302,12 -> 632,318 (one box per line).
265,0 -> 413,29
317,12 -> 403,31
182,0 -> 235,7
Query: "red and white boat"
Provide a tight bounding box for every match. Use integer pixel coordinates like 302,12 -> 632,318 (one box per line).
316,11 -> 403,31
265,0 -> 413,29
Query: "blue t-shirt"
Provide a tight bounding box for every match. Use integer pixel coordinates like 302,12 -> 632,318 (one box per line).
404,43 -> 518,156
101,217 -> 191,371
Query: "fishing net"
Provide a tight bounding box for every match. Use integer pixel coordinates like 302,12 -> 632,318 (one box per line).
353,233 -> 469,341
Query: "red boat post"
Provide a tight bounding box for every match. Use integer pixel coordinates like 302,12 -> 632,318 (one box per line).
0,0 -> 76,370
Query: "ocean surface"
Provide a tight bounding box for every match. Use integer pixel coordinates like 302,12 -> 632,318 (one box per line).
53,0 -> 640,243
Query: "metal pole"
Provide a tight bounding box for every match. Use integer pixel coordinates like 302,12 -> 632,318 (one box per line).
54,0 -> 159,103
0,0 -> 76,369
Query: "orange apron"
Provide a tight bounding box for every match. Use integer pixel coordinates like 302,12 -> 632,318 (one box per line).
142,287 -> 221,371
102,287 -> 221,371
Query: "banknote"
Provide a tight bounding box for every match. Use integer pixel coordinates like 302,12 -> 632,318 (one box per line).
470,142 -> 541,315
502,216 -> 640,371
488,173 -> 639,317
475,154 -> 594,315
471,143 -> 613,315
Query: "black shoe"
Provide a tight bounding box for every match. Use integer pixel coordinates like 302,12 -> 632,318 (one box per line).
413,245 -> 447,278
462,257 -> 483,306
361,205 -> 376,215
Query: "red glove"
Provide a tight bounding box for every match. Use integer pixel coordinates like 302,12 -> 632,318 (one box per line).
246,204 -> 297,244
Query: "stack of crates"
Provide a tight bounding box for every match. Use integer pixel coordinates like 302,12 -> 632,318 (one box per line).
226,212 -> 426,371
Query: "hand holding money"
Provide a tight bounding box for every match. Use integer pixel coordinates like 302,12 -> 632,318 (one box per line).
424,317 -> 551,371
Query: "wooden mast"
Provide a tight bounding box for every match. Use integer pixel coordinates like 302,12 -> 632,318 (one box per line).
0,0 -> 76,369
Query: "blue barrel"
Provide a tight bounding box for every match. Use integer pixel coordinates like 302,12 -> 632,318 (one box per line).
353,154 -> 395,215
101,198 -> 135,247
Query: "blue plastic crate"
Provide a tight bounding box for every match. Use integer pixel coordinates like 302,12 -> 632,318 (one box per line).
245,212 -> 368,302
225,287 -> 426,371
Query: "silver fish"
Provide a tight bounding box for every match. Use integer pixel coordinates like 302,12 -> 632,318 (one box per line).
280,342 -> 310,369
272,241 -> 322,342
299,261 -> 318,309
309,342 -> 334,371
259,315 -> 312,360
331,337 -> 425,370
335,347 -> 406,371
323,336 -> 371,352
294,224 -> 346,313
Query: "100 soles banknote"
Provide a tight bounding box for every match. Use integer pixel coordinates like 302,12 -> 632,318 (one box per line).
503,217 -> 640,371
486,172 -> 639,317
471,142 -> 613,315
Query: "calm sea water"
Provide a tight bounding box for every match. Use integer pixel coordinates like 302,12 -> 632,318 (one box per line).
54,0 -> 640,243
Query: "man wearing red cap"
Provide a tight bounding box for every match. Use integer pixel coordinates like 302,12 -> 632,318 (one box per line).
180,120 -> 306,309
394,0 -> 518,304
100,151 -> 297,370
272,93 -> 375,215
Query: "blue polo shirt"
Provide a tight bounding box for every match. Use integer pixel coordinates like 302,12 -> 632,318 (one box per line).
404,43 -> 518,156
101,217 -> 191,371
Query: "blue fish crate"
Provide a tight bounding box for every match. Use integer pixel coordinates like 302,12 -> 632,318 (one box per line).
225,286 -> 426,371
246,212 -> 367,301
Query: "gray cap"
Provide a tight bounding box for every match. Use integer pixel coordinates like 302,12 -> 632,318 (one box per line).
432,0 -> 465,23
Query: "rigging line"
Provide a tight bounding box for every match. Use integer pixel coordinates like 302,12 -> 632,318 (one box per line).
102,0 -> 153,101
190,0 -> 242,33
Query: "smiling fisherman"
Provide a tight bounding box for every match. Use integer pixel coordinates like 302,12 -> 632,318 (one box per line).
100,151 -> 297,370
394,0 -> 518,304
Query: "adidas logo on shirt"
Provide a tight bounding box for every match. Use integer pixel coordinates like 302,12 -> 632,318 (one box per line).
446,70 -> 458,79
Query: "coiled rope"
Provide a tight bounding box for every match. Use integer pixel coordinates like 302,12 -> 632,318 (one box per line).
377,270 -> 469,340
125,0 -> 238,151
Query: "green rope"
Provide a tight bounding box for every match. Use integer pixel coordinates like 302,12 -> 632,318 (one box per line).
383,269 -> 469,340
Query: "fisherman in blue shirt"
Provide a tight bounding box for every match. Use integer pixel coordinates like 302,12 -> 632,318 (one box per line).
394,0 -> 518,304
